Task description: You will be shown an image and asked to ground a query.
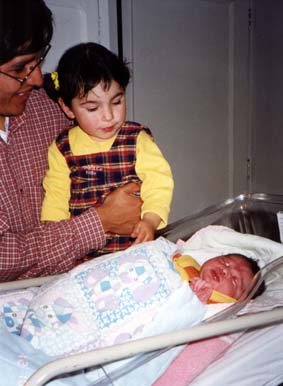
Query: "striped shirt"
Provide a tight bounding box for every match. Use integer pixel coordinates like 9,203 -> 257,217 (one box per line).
0,89 -> 105,281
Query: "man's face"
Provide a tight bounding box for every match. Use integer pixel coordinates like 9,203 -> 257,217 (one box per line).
0,52 -> 43,117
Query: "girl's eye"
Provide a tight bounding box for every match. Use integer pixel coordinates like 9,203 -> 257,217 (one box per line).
87,107 -> 98,112
112,99 -> 122,105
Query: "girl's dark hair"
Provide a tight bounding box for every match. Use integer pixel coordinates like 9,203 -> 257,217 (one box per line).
224,253 -> 266,298
0,0 -> 53,64
44,42 -> 130,107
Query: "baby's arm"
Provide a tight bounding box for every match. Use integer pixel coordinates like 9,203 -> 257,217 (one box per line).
190,277 -> 213,304
131,212 -> 161,244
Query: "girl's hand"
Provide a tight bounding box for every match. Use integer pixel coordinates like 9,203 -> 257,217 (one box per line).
131,219 -> 155,245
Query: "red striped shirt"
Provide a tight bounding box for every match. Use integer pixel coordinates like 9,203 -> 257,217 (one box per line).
0,89 -> 105,281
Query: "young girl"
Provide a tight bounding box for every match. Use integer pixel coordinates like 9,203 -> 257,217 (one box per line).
41,42 -> 174,258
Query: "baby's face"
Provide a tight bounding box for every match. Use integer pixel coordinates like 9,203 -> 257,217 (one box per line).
199,255 -> 254,300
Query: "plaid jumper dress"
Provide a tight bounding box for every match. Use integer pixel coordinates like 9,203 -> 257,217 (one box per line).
56,121 -> 153,258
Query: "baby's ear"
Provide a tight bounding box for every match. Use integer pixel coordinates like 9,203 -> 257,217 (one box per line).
58,97 -> 75,119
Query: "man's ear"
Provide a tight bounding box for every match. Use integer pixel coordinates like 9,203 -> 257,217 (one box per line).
58,97 -> 75,119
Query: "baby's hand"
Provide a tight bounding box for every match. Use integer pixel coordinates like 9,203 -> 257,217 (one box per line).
131,219 -> 155,245
190,277 -> 213,304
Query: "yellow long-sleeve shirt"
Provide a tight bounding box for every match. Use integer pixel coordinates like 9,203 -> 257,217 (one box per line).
41,125 -> 174,229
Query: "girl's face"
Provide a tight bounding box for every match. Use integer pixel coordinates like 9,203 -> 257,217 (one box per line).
200,255 -> 254,300
60,80 -> 126,142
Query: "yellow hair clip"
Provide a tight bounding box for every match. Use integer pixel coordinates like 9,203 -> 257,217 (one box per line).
51,71 -> 60,91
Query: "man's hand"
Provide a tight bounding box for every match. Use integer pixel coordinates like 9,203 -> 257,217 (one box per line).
96,183 -> 142,235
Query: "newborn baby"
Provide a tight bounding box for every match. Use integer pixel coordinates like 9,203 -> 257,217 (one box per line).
173,253 -> 264,304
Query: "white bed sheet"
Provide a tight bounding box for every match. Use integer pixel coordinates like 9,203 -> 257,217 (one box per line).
191,323 -> 283,386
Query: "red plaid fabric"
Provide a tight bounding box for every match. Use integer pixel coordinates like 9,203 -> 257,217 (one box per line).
56,122 -> 151,257
0,89 -> 105,281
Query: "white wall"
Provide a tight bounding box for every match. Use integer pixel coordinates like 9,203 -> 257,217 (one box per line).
43,0 -> 110,73
251,0 -> 283,194
120,0 -> 250,221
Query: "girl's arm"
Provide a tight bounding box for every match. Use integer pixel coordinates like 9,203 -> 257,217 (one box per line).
135,130 -> 174,230
41,140 -> 71,221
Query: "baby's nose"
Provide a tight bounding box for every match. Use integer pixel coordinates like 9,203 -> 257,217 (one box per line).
221,267 -> 230,277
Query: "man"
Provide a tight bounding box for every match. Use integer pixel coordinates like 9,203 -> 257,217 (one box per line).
0,0 -> 141,281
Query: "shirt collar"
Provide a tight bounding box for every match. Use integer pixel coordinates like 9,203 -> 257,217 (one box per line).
0,117 -> 9,143
9,110 -> 26,134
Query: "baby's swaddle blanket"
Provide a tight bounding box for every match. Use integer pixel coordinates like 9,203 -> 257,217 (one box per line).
21,237 -> 205,359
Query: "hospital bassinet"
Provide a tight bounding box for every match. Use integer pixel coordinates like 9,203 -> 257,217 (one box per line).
1,193 -> 283,386
159,192 -> 283,243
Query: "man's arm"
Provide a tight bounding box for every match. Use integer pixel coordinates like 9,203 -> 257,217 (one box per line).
0,207 -> 105,281
0,183 -> 141,282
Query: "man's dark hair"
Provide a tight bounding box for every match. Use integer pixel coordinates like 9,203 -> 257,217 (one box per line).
0,0 -> 53,64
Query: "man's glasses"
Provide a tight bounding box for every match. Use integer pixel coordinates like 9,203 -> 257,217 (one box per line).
0,44 -> 51,85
